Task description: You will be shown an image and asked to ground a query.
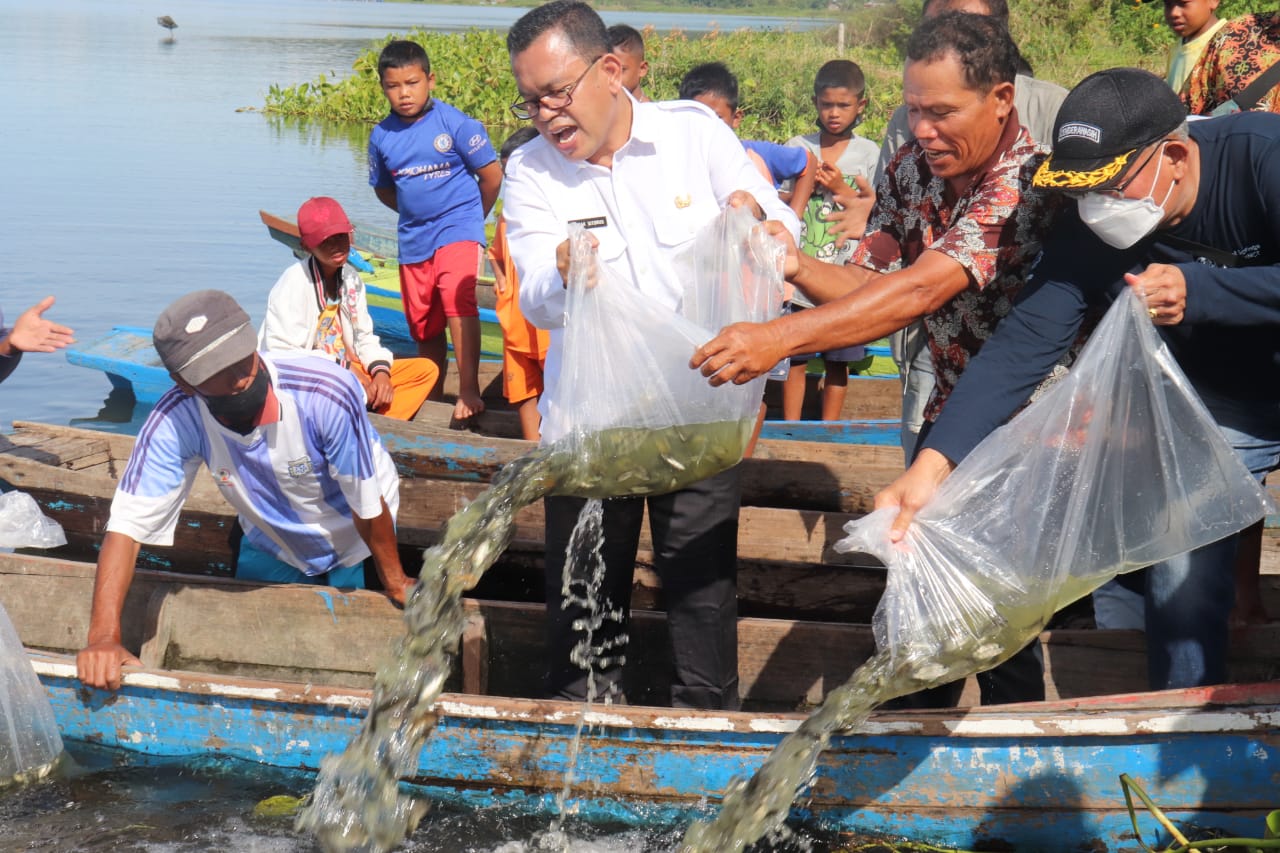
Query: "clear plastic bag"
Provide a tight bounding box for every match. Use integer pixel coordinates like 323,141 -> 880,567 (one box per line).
835,289 -> 1274,677
0,601 -> 63,783
546,204 -> 785,498
0,491 -> 67,550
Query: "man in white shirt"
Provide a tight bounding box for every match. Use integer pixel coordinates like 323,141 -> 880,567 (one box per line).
502,0 -> 799,709
77,290 -> 413,691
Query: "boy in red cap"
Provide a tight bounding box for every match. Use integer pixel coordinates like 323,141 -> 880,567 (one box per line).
259,196 -> 437,421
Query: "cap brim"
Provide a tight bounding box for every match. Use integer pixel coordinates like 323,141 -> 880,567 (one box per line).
1033,147 -> 1139,191
175,323 -> 258,386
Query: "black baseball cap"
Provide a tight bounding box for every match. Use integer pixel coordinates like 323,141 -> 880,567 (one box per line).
1033,68 -> 1187,192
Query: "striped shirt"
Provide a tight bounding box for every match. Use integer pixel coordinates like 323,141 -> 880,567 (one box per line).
108,354 -> 399,575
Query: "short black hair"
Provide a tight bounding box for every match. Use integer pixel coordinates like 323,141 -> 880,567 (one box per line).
377,40 -> 430,79
500,126 -> 540,161
679,62 -> 738,111
507,0 -> 609,61
923,0 -> 1009,26
607,23 -> 645,55
814,60 -> 865,97
906,12 -> 1018,93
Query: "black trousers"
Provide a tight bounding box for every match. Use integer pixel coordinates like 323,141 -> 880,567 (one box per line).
543,465 -> 742,711
894,419 -> 1047,708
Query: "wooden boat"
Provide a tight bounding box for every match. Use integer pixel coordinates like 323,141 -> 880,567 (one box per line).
8,551 -> 1280,851
0,420 -> 904,621
65,325 -> 508,406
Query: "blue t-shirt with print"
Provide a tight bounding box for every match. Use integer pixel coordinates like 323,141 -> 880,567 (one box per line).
368,99 -> 497,264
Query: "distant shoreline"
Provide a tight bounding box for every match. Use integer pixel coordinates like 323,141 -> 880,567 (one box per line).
381,0 -> 843,21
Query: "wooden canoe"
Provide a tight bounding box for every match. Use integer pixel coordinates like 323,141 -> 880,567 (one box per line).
8,551 -> 1280,851
0,420 -> 899,621
5,420 -> 1279,617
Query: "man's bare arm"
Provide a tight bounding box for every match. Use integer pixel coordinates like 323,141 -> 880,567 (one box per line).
353,499 -> 413,606
76,531 -> 145,690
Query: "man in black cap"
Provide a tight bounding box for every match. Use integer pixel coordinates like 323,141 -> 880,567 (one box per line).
77,290 -> 414,691
879,67 -> 1280,692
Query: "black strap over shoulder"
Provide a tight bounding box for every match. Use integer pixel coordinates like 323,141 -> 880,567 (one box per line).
1157,233 -> 1243,268
1235,58 -> 1280,112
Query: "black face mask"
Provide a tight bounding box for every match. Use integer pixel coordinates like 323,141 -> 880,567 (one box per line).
202,362 -> 271,433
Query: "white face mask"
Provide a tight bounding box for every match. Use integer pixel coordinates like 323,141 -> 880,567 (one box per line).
1077,144 -> 1174,249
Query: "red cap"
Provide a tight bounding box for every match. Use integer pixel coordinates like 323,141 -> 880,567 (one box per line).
297,197 -> 352,250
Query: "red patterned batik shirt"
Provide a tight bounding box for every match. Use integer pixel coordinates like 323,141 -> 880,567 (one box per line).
851,112 -> 1062,422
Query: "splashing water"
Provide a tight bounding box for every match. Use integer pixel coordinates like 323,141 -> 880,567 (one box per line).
679,577 -> 1108,852
297,419 -> 753,852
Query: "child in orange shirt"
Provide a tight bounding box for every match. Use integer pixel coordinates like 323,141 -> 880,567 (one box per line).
489,128 -> 548,441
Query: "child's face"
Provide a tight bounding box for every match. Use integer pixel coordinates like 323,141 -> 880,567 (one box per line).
380,62 -> 436,121
1163,0 -> 1220,38
813,86 -> 867,137
613,47 -> 649,96
693,93 -> 742,130
308,232 -> 352,274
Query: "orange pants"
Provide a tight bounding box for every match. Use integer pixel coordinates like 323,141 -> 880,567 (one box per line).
352,358 -> 437,421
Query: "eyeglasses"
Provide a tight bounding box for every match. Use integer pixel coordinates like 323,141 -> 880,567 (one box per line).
1080,143 -> 1163,199
509,56 -> 602,120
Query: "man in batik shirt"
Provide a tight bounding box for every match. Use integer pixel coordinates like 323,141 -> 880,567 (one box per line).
692,11 -> 1071,707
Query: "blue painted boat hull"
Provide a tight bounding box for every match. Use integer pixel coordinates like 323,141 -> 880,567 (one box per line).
32,653 -> 1280,851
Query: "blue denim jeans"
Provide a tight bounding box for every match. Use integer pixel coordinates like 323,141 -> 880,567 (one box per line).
1144,389 -> 1280,690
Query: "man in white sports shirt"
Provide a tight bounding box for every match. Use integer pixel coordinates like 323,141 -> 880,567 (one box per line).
77,289 -> 413,691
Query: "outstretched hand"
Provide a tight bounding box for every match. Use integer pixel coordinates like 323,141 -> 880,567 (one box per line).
690,321 -> 788,386
874,448 -> 956,543
6,296 -> 75,353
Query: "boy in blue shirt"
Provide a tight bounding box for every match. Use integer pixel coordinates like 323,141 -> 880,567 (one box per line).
368,40 -> 504,423
783,59 -> 880,421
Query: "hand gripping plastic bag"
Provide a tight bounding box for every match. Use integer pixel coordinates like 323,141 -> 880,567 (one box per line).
545,204 -> 785,498
835,289 -> 1273,683
0,491 -> 67,550
0,600 -> 64,784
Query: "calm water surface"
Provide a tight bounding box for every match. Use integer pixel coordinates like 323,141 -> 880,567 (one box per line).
1,1 -> 844,848
1,0 -> 826,430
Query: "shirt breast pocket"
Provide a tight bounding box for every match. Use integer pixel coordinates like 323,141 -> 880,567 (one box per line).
652,200 -> 717,252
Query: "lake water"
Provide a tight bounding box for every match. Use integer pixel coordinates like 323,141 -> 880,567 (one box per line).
1,0 -> 827,430
0,1 -> 848,848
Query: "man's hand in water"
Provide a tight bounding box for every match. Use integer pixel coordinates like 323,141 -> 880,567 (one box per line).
874,448 -> 956,542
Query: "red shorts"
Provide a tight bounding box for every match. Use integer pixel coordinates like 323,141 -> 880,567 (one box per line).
398,241 -> 481,342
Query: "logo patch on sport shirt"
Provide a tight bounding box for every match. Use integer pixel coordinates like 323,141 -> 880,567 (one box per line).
287,457 -> 315,478
216,468 -> 233,485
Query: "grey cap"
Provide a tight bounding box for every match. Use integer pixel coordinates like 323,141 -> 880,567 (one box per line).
153,290 -> 258,386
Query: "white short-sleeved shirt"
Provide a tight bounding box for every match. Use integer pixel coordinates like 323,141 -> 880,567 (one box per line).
502,98 -> 801,443
108,354 -> 399,575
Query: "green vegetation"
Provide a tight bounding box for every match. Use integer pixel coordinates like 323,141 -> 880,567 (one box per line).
264,0 -> 1271,144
